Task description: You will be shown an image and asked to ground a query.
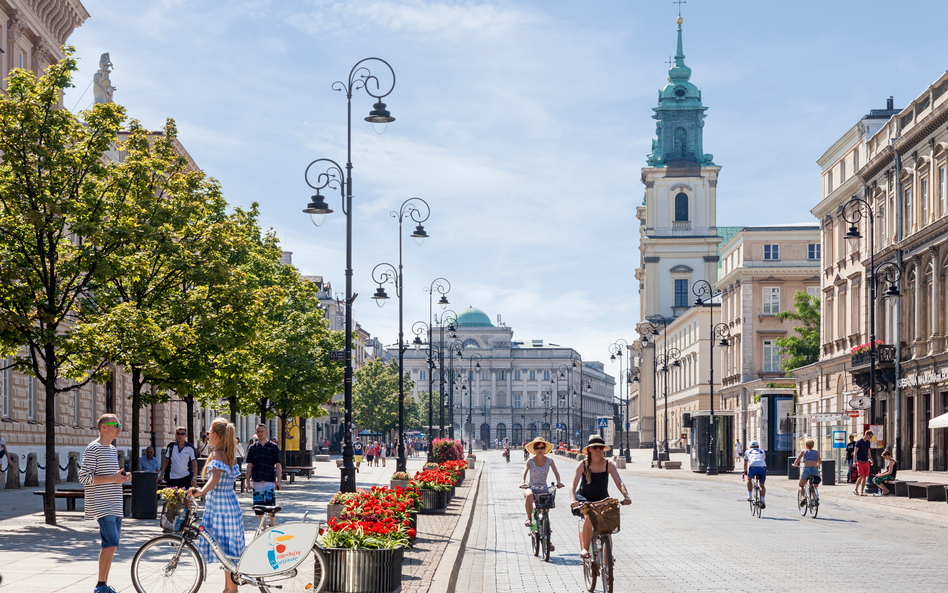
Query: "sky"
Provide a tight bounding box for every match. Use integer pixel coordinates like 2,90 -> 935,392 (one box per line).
63,0 -> 948,384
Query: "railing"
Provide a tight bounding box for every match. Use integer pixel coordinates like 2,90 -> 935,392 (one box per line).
851,345 -> 896,369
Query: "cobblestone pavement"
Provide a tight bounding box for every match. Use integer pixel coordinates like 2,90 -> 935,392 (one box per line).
457,452 -> 948,593
0,451 -> 458,592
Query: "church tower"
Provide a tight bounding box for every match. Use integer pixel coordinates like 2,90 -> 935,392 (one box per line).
636,16 -> 721,322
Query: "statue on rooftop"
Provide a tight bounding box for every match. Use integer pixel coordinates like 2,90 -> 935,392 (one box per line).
92,53 -> 115,104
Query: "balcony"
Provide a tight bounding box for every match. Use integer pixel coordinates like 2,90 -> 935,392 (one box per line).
850,345 -> 896,371
849,344 -> 900,393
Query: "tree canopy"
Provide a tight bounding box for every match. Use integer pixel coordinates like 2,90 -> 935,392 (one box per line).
776,290 -> 821,375
353,358 -> 413,436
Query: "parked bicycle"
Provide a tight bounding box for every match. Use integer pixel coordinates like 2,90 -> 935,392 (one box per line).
748,475 -> 763,518
523,483 -> 557,562
578,499 -> 621,593
131,499 -> 327,593
797,475 -> 820,518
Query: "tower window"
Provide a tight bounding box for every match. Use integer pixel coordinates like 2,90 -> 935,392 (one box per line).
674,279 -> 688,307
674,192 -> 689,222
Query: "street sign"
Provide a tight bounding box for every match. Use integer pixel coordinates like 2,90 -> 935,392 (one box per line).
832,431 -> 847,448
328,350 -> 346,361
597,417 -> 609,428
556,423 -> 563,429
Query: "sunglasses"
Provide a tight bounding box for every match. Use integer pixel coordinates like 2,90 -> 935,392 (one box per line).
176,432 -> 187,436
103,422 -> 122,429
588,446 -> 604,450
534,445 -> 546,450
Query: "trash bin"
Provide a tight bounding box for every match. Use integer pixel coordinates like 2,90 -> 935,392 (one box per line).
821,460 -> 835,486
787,457 -> 800,480
132,471 -> 158,520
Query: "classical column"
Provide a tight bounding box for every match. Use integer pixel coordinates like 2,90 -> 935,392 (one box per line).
914,258 -> 924,356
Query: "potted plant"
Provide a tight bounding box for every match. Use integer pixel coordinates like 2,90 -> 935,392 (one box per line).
412,468 -> 454,514
432,438 -> 465,464
339,486 -> 420,533
390,471 -> 411,490
328,491 -> 361,522
158,487 -> 188,532
319,517 -> 414,593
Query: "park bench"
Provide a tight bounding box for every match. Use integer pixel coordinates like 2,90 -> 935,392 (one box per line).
663,461 -> 682,469
195,472 -> 246,493
35,489 -> 132,517
894,481 -> 917,497
284,467 -> 314,480
314,455 -> 331,462
924,484 -> 948,502
906,482 -> 943,499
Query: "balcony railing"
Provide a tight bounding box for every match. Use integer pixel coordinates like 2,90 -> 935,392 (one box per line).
851,345 -> 896,370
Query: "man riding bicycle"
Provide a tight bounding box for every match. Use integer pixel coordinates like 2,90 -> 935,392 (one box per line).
568,435 -> 630,558
743,440 -> 767,509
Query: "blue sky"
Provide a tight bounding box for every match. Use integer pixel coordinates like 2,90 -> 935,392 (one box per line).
64,0 -> 948,383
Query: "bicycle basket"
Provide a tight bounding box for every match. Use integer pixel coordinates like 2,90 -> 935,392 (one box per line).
534,489 -> 556,509
583,498 -> 620,534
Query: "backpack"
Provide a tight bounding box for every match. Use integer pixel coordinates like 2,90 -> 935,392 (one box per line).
164,442 -> 195,482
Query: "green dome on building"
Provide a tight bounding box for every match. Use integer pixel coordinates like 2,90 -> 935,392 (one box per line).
455,307 -> 493,328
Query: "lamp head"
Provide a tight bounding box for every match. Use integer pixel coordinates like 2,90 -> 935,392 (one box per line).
371,285 -> 389,307
718,337 -> 729,348
672,359 -> 681,368
411,224 -> 428,246
303,192 -> 333,227
438,295 -> 449,310
365,101 -> 395,134
413,336 -> 423,349
610,354 -> 616,362
846,223 -> 861,251
884,282 -> 900,298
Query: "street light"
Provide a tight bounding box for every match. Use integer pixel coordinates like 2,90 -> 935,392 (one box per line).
371,198 -> 430,473
656,349 -> 682,461
571,354 -> 591,444
302,57 -> 395,493
692,279 -> 731,475
436,311 -> 459,441
842,195 -> 903,424
609,339 -> 630,462
638,314 -> 670,465
463,352 -> 483,456
551,364 -> 570,446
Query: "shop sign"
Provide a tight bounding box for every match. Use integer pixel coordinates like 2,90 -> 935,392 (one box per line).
898,369 -> 948,388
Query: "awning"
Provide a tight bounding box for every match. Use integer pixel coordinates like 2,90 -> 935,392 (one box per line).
929,412 -> 948,429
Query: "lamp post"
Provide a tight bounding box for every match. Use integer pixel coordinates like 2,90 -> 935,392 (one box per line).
447,339 -> 463,439
551,364 -> 569,446
843,196 -> 903,425
422,279 -> 450,459
639,314 -> 670,465
609,340 -> 630,461
463,353 -> 482,456
436,311 -> 458,441
302,57 -> 396,494
411,320 -> 433,461
656,349 -> 682,460
571,354 -> 591,445
370,198 -> 430,473
692,279 -> 732,475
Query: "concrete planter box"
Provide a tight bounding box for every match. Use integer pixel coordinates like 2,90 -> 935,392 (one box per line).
327,503 -> 344,521
390,480 -> 411,490
465,456 -> 476,470
324,546 -> 404,593
419,488 -> 448,514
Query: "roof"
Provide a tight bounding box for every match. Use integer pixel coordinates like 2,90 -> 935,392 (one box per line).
455,307 -> 493,328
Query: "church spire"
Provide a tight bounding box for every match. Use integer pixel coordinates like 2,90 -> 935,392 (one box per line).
668,16 -> 691,83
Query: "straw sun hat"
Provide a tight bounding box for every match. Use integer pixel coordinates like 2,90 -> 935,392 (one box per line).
524,437 -> 554,455
582,434 -> 611,455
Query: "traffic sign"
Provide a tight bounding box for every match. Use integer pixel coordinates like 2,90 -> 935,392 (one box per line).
328,350 -> 346,361
832,431 -> 847,448
556,423 -> 563,429
597,418 -> 609,428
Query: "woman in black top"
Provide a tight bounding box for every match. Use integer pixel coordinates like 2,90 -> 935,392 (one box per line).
569,435 -> 631,558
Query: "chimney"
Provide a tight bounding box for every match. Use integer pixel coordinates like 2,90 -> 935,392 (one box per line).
887,96 -> 893,110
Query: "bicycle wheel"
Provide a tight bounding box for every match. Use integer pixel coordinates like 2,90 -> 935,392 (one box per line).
599,535 -> 613,593
797,489 -> 808,516
131,535 -> 205,593
541,514 -> 551,562
809,487 -> 819,519
754,488 -> 762,518
257,547 -> 328,593
532,513 -> 540,557
582,536 -> 597,592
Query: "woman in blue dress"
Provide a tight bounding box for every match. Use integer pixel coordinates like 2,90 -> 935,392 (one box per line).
189,417 -> 246,593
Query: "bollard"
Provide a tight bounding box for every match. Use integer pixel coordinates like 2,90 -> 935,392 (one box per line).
5,453 -> 21,489
67,452 -> 80,482
48,452 -> 60,484
24,452 -> 39,487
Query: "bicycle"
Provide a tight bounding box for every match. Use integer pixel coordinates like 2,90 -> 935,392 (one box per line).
578,499 -> 620,593
524,483 -> 556,562
131,499 -> 328,593
748,475 -> 763,518
797,475 -> 820,518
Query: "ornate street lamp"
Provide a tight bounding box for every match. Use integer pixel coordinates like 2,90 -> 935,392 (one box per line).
609,339 -> 630,461
693,279 -> 732,475
463,353 -> 482,456
371,198 -> 430,472
639,314 -> 671,465
302,57 -> 395,493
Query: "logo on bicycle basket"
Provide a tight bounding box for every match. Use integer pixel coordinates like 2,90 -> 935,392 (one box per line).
266,530 -> 300,571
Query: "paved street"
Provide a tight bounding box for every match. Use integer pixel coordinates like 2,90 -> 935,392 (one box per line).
457,452 -> 947,593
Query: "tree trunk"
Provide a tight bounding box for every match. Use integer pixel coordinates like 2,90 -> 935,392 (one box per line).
43,343 -> 58,526
229,395 -> 238,423
131,366 -> 142,472
280,414 -> 288,469
258,397 -> 268,421
185,393 -> 195,444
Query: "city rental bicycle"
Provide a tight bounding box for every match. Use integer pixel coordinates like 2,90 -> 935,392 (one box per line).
131,499 -> 328,593
749,475 -> 763,518
579,499 -> 620,593
797,475 -> 820,518
525,483 -> 556,562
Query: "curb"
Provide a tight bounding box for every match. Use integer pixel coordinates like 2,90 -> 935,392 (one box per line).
428,464 -> 483,593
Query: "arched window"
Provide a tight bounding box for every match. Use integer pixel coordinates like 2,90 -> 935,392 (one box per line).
528,423 -> 538,440
675,192 -> 689,221
512,424 -> 523,445
462,339 -> 480,349
480,423 -> 491,446
496,423 -> 507,440
542,423 -> 552,442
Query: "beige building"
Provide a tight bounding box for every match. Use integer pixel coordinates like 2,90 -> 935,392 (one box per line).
716,225 -> 821,448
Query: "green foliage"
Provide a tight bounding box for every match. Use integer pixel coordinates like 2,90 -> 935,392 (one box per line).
406,391 -> 438,433
353,359 -> 413,436
775,291 -> 821,375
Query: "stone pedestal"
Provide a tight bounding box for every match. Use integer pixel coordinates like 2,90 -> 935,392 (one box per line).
24,453 -> 39,487
67,452 -> 80,482
5,453 -> 21,489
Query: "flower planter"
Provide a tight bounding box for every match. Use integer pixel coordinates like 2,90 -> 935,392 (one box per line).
465,456 -> 476,469
390,479 -> 411,490
327,503 -> 345,522
449,486 -> 456,499
418,488 -> 448,514
408,511 -> 417,531
324,546 -> 404,593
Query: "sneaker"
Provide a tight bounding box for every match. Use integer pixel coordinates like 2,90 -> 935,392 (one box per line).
760,500 -> 766,510
799,498 -> 807,507
746,496 -> 752,502
94,586 -> 118,593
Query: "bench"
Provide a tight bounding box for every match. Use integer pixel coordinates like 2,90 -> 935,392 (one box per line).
894,481 -> 917,497
35,490 -> 132,517
284,467 -> 314,480
663,461 -> 682,470
906,482 -> 940,499
314,455 -> 331,462
925,484 -> 948,502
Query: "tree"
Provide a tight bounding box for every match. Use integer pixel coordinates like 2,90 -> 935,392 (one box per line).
776,290 -> 821,375
406,390 -> 438,433
353,359 -> 414,437
0,51 -> 140,525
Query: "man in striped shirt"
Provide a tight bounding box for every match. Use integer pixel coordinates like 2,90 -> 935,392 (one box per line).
79,414 -> 131,593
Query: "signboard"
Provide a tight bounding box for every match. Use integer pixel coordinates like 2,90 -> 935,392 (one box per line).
866,424 -> 884,449
282,417 -> 300,452
556,423 -> 563,429
328,350 -> 346,361
597,418 -> 609,428
774,397 -> 793,451
832,431 -> 847,448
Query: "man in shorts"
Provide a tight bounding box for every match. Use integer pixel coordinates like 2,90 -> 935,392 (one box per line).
853,430 -> 874,496
246,423 -> 282,526
78,414 -> 132,593
743,440 -> 767,509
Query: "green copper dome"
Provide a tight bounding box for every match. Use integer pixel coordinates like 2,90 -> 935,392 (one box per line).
455,307 -> 493,328
647,17 -> 715,168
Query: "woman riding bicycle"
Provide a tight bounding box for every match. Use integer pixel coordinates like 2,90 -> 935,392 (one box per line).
520,437 -> 564,545
569,435 -> 630,558
792,439 -> 821,501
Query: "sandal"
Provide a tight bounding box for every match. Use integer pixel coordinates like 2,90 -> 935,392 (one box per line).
525,519 -> 532,527
549,543 -> 555,551
580,549 -> 590,559
853,489 -> 859,496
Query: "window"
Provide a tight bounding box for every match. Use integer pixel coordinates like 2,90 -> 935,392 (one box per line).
841,160 -> 846,181
905,188 -> 913,232
827,171 -> 833,194
497,370 -> 505,381
480,391 -> 490,407
807,244 -> 820,260
420,370 -> 426,380
1,358 -> 8,418
764,244 -> 779,260
674,192 -> 689,221
514,370 -> 521,380
674,279 -> 688,307
467,370 -> 473,380
513,393 -> 521,408
529,370 -> 536,381
806,286 -> 820,299
19,51 -> 24,69
922,178 -> 929,225
763,341 -> 781,372
879,205 -> 886,247
481,370 -> 489,381
462,339 -> 480,349
762,287 -> 781,315
854,148 -> 859,171
940,166 -> 947,217
528,392 -> 536,407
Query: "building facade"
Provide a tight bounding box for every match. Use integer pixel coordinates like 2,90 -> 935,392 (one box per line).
393,307 -> 615,449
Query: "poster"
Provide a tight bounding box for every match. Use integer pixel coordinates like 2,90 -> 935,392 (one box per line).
283,417 -> 301,452
774,397 -> 793,451
865,424 -> 884,449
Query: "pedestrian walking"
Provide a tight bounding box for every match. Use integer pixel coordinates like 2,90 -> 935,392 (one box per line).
197,432 -> 211,458
366,442 -> 375,467
157,426 -> 198,490
78,413 -> 132,593
853,430 -> 874,496
245,423 -> 282,527
733,439 -> 742,462
379,443 -> 387,467
189,417 -> 245,593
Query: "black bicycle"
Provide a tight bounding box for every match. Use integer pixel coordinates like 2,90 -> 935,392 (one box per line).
797,475 -> 820,518
749,475 -> 763,518
578,499 -> 620,593
525,483 -> 556,562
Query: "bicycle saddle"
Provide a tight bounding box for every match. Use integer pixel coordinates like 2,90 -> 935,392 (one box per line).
252,505 -> 282,515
